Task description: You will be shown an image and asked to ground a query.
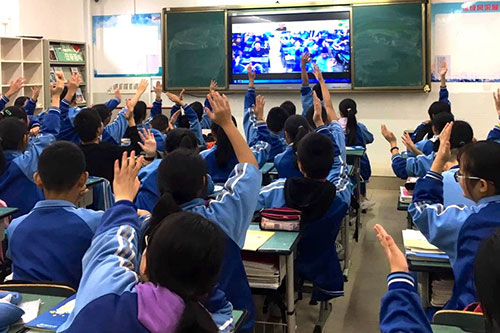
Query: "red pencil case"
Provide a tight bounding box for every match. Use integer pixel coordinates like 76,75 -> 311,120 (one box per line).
259,208 -> 301,232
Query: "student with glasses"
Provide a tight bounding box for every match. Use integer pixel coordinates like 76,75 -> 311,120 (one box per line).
409,122 -> 500,311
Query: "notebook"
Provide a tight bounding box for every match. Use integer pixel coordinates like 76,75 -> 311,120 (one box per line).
25,295 -> 75,331
243,229 -> 275,251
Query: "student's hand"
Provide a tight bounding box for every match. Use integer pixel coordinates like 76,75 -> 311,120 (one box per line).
253,95 -> 265,122
113,151 -> 144,203
166,91 -> 184,106
114,88 -> 122,101
210,80 -> 218,92
67,73 -> 81,93
30,86 -> 41,101
433,122 -> 453,171
247,64 -> 256,87
493,88 -> 500,116
312,64 -> 325,83
137,209 -> 151,217
138,128 -> 157,158
29,126 -> 40,137
137,79 -> 149,95
154,81 -> 162,101
313,91 -> 324,127
301,52 -> 311,69
5,77 -> 25,99
440,61 -> 448,78
168,109 -> 181,131
205,91 -> 233,128
50,73 -> 65,96
401,132 -> 420,155
374,224 -> 409,273
381,124 -> 397,145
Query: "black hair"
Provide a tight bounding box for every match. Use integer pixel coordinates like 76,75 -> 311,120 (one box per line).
211,116 -> 237,168
339,98 -> 358,146
0,106 -> 28,124
74,108 -> 102,143
151,114 -> 169,133
133,101 -> 147,124
146,212 -> 225,333
0,118 -> 27,176
428,101 -> 451,119
60,86 -> 77,105
284,115 -> 311,153
474,229 -> 500,332
14,96 -> 29,108
449,120 -> 473,150
280,101 -> 296,116
164,128 -> 198,154
432,112 -> 455,134
189,102 -> 204,122
304,105 -> 328,129
312,83 -> 323,101
297,132 -> 334,179
177,114 -> 191,129
38,141 -> 86,192
92,104 -> 111,124
266,107 -> 289,133
457,141 -> 500,195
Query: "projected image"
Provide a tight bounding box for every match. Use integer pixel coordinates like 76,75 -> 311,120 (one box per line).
231,20 -> 350,75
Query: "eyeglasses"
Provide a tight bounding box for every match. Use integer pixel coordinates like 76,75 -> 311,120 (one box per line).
454,170 -> 487,183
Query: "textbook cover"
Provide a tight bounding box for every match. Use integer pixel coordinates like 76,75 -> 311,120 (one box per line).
25,295 -> 75,331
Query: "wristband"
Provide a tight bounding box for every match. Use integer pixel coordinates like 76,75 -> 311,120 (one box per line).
390,146 -> 399,153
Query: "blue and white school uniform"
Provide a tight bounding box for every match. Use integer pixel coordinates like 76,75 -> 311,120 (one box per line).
379,272 -> 432,333
139,99 -> 166,152
6,200 -> 103,288
202,98 -> 213,129
300,85 -> 313,115
391,152 -> 435,179
57,201 -> 192,332
274,145 -> 303,179
200,141 -> 270,183
487,124 -> 500,143
257,123 -> 351,302
0,107 -> 61,217
170,103 -> 205,146
135,159 -> 215,213
409,171 -> 500,310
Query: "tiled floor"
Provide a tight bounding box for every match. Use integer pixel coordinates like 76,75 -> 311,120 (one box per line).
254,177 -> 408,332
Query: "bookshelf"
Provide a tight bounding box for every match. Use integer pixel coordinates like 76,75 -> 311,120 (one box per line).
0,37 -> 44,109
43,40 -> 88,108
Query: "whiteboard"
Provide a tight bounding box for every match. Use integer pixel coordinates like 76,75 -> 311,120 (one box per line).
431,3 -> 500,82
92,13 -> 162,77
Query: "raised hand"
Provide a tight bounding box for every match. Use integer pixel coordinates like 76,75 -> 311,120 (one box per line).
114,87 -> 122,101
137,79 -> 149,95
247,63 -> 256,86
401,132 -> 420,155
51,73 -> 65,96
166,91 -> 184,106
124,98 -> 137,123
312,63 -> 324,83
205,91 -> 233,127
210,80 -> 218,92
168,109 -> 181,131
30,86 -> 42,101
313,91 -> 324,127
253,95 -> 265,122
494,88 -> 500,116
6,77 -> 25,99
301,52 -> 311,68
374,224 -> 408,273
154,81 -> 163,101
138,128 -> 157,158
440,61 -> 448,78
381,124 -> 397,145
113,151 -> 144,202
437,122 -> 453,162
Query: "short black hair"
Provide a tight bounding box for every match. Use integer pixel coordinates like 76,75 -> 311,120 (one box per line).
14,96 -> 29,108
280,101 -> 296,116
38,141 -> 86,192
60,86 -> 77,105
428,101 -> 451,119
297,132 -> 334,179
266,107 -> 289,133
458,141 -> 500,194
151,114 -> 169,133
432,111 -> 455,134
74,108 -> 102,142
304,105 -> 328,129
164,128 -> 198,153
0,106 -> 28,124
449,120 -> 473,150
312,83 -> 323,101
134,101 -> 147,124
177,114 -> 191,129
92,104 -> 111,123
189,102 -> 204,122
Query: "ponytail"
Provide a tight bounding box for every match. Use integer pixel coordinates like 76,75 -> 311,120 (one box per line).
176,301 -> 219,333
339,99 -> 358,146
211,116 -> 237,168
164,128 -> 198,154
144,192 -> 182,246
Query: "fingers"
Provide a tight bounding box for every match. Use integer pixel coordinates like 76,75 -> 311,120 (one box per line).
204,107 -> 215,121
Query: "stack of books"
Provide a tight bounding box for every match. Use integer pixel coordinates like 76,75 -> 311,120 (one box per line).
431,279 -> 454,307
49,44 -> 84,62
402,229 -> 449,262
400,186 -> 413,204
242,253 -> 281,289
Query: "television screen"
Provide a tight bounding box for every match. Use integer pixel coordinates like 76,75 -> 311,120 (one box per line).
229,10 -> 351,88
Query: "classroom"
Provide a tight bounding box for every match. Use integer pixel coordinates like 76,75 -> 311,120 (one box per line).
0,0 -> 498,332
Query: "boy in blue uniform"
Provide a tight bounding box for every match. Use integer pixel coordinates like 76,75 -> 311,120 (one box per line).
7,141 -> 103,288
166,90 -> 206,146
0,75 -> 64,217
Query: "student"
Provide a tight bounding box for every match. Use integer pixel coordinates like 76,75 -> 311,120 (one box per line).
143,91 -> 262,331
75,100 -> 157,184
58,151 -> 226,332
411,62 -> 451,143
257,90 -> 350,303
14,85 -> 41,134
280,100 -> 296,116
339,98 -> 374,209
274,115 -> 311,179
0,77 -> 24,112
135,127 -> 215,213
409,131 -> 500,310
244,66 -> 287,161
0,76 -> 63,217
150,114 -> 169,152
487,89 -> 500,143
166,90 -> 206,146
300,52 -> 323,115
6,141 -> 103,288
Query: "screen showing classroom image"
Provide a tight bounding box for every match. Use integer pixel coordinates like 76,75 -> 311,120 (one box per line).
229,10 -> 351,86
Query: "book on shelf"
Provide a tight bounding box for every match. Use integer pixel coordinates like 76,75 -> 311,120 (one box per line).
48,46 -> 57,61
53,45 -> 65,61
75,88 -> 85,104
70,67 -> 80,75
49,67 -> 56,83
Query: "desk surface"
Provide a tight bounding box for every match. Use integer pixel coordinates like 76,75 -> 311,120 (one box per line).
246,224 -> 299,255
346,146 -> 366,157
8,293 -> 67,332
260,162 -> 277,175
0,207 -> 18,219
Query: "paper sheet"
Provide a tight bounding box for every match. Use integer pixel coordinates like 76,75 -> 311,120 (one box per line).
402,229 -> 442,252
243,230 -> 275,251
19,299 -> 41,323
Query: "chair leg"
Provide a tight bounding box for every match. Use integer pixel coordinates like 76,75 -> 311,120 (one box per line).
313,301 -> 332,332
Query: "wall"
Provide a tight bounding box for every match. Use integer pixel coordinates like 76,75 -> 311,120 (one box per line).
89,0 -> 500,176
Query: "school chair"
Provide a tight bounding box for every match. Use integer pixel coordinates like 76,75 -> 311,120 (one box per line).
0,281 -> 76,298
432,310 -> 486,333
296,280 -> 332,333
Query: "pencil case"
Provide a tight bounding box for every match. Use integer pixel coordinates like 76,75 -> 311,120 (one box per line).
259,208 -> 301,232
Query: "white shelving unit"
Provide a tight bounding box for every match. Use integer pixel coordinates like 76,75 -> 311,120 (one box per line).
0,37 -> 44,109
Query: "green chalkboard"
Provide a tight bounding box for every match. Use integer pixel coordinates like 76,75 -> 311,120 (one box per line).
164,10 -> 226,89
353,3 -> 425,88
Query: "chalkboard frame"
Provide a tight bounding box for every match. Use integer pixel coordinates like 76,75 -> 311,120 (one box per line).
162,0 -> 431,93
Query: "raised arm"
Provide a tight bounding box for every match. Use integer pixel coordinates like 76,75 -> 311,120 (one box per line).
300,52 -> 311,86
151,81 -> 163,118
24,86 -> 41,115
103,88 -> 122,112
439,61 -> 450,105
488,89 -> 500,142
244,65 -> 258,142
313,64 -> 338,122
0,77 -> 24,111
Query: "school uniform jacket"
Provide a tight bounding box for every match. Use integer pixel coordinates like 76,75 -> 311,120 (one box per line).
345,122 -> 374,181
170,103 -> 205,146
410,86 -> 450,143
142,99 -> 166,152
409,171 -> 500,310
135,159 -> 215,213
379,272 -> 432,333
6,200 -> 103,288
487,124 -> 500,143
391,152 -> 435,179
0,107 -> 61,218
274,145 -> 303,179
257,123 -> 351,302
57,97 -> 125,145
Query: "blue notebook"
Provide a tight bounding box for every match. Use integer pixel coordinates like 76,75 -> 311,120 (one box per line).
25,295 -> 75,331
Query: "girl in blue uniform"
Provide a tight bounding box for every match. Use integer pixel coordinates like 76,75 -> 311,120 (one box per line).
59,151 -> 226,332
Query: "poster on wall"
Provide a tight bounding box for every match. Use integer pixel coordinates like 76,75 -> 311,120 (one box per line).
431,2 -> 500,82
92,13 -> 162,77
